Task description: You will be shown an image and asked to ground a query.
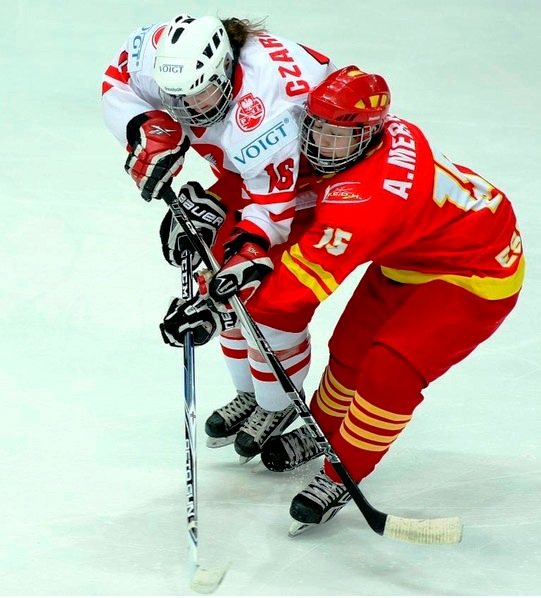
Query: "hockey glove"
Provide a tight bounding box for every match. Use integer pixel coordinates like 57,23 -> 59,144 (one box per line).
159,181 -> 227,269
125,110 -> 190,202
209,229 -> 274,305
160,294 -> 237,347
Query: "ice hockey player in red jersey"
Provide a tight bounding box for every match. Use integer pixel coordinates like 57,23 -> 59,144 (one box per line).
160,65 -> 525,534
102,13 -> 335,459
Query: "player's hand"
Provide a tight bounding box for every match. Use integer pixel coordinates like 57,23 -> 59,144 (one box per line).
209,230 -> 273,304
160,295 -> 237,347
160,182 -> 227,269
125,110 -> 190,201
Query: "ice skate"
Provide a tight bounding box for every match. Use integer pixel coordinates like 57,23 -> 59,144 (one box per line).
288,468 -> 351,536
234,404 -> 298,462
261,425 -> 323,472
205,391 -> 257,448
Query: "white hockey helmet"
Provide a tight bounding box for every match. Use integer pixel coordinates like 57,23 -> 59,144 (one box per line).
154,14 -> 235,127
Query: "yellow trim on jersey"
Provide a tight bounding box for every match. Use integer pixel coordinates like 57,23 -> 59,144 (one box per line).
281,244 -> 340,302
380,254 -> 525,300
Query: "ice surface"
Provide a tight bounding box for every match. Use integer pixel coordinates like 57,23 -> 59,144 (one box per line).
1,0 -> 540,595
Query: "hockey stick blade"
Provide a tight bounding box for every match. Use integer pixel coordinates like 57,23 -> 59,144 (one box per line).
190,563 -> 230,594
161,189 -> 463,546
331,460 -> 463,545
288,507 -> 462,544
383,514 -> 462,544
289,515 -> 462,544
289,517 -> 462,544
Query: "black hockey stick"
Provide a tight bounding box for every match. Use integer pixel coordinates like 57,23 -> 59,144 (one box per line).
162,188 -> 462,545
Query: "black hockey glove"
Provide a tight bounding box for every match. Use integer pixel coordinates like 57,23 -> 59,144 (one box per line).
209,229 -> 274,305
160,295 -> 237,347
159,182 -> 227,269
125,110 -> 190,202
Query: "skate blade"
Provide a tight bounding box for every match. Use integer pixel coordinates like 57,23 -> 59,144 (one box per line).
288,520 -> 316,537
250,459 -> 267,473
190,562 -> 229,594
238,454 -> 258,464
206,435 -> 235,448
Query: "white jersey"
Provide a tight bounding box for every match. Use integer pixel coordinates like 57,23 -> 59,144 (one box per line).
102,22 -> 335,246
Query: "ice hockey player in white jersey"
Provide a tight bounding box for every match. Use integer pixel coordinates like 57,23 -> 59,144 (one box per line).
102,13 -> 335,459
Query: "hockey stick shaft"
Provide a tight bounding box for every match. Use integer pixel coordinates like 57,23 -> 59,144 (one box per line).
162,189 -> 462,545
180,251 -> 198,574
179,241 -> 229,592
165,188 -> 229,591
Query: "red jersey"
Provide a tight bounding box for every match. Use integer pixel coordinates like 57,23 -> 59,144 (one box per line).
248,114 -> 525,332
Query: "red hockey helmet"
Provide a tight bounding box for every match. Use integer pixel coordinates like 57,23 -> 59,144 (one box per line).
300,66 -> 391,173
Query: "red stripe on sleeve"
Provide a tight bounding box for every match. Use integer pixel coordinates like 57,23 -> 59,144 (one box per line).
270,206 -> 296,222
298,44 -> 331,65
235,220 -> 270,243
105,64 -> 130,85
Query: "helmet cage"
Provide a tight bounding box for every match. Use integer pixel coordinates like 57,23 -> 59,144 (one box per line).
158,74 -> 233,127
299,67 -> 390,173
300,108 -> 383,174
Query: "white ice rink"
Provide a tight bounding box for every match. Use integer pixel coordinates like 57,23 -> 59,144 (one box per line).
1,0 -> 540,595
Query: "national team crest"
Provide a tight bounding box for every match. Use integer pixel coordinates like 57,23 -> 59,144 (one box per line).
235,93 -> 266,131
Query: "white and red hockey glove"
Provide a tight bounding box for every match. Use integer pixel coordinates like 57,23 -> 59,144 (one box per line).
209,229 -> 274,305
125,110 -> 190,202
159,181 -> 227,269
160,294 -> 237,347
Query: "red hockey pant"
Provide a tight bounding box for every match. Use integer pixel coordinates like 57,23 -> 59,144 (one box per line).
311,263 -> 520,483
